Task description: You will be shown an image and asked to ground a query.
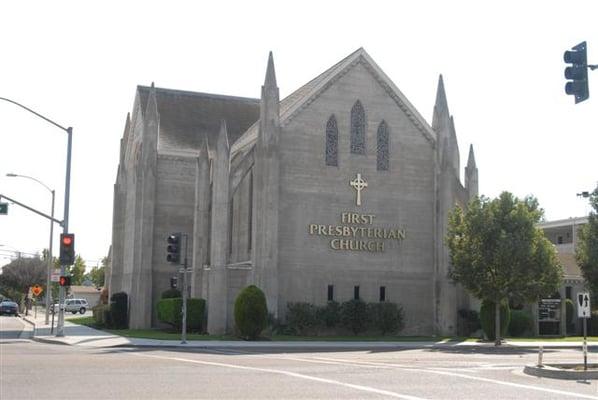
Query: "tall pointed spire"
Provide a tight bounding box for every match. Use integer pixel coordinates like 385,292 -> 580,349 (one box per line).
259,51 -> 280,147
432,74 -> 450,133
465,144 -> 478,198
264,51 -> 277,88
467,144 -> 476,168
216,119 -> 230,154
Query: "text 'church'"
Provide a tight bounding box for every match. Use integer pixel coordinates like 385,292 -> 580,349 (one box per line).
109,48 -> 479,335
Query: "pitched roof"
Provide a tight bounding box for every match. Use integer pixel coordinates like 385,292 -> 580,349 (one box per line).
231,48 -> 436,156
137,86 -> 260,154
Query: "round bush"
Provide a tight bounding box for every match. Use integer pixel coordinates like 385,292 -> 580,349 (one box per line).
508,309 -> 532,337
479,300 -> 510,341
234,285 -> 268,340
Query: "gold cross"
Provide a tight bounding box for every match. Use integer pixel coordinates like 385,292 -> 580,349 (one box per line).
350,173 -> 368,206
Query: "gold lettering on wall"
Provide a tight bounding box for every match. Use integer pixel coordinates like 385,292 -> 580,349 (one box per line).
308,212 -> 405,253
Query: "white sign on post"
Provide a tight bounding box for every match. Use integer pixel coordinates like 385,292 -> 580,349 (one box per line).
577,292 -> 591,318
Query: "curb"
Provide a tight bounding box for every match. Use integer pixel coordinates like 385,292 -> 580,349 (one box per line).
20,315 -> 35,339
524,364 -> 598,380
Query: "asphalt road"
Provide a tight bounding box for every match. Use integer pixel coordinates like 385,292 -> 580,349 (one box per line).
1,335 -> 597,400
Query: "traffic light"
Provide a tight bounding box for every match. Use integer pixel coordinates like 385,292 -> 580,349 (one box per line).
170,276 -> 178,289
166,233 -> 181,264
58,276 -> 71,287
59,233 -> 75,265
564,41 -> 589,103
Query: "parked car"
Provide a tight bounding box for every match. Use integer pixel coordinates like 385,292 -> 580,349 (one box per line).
51,299 -> 89,314
0,300 -> 19,316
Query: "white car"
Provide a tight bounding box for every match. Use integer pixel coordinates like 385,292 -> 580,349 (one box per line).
51,299 -> 89,314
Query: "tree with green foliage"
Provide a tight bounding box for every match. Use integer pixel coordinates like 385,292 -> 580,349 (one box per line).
86,265 -> 105,288
0,256 -> 46,305
576,185 -> 598,304
66,255 -> 86,285
447,192 -> 563,345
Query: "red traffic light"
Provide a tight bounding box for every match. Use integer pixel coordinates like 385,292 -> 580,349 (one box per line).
58,276 -> 71,287
62,235 -> 73,246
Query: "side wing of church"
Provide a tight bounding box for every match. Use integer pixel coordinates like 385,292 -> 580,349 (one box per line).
109,48 -> 479,335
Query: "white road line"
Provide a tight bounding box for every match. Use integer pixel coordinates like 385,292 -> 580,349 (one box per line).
307,356 -> 598,400
132,352 -> 428,400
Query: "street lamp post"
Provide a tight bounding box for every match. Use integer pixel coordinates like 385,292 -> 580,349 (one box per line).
0,96 -> 73,337
6,173 -> 55,325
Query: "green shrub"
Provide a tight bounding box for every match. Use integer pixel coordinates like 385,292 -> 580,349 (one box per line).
161,289 -> 182,299
479,300 -> 510,341
316,301 -> 341,328
340,299 -> 369,335
508,309 -> 533,337
368,302 -> 404,335
157,298 -> 206,332
286,302 -> 318,335
110,292 -> 128,329
234,285 -> 268,340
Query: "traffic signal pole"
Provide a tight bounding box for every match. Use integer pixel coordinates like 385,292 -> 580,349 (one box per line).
0,97 -> 73,338
181,234 -> 189,344
56,127 -> 73,337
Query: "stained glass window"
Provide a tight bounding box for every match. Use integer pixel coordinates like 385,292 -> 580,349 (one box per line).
325,115 -> 338,166
350,100 -> 366,155
377,120 -> 389,171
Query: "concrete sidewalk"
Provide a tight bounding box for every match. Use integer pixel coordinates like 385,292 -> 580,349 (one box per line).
20,312 -> 598,350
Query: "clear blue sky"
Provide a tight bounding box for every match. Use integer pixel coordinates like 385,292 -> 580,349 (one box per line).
1,0 -> 597,268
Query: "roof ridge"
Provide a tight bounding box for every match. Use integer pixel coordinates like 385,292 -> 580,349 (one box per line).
137,85 -> 259,103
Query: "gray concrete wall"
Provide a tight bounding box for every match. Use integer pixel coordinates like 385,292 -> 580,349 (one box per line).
151,154 -> 197,325
276,63 -> 436,335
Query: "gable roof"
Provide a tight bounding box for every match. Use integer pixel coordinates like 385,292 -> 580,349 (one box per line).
137,86 -> 260,154
231,48 -> 436,156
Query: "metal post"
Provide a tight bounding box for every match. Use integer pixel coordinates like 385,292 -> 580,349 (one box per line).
56,127 -> 73,337
583,317 -> 588,371
45,190 -> 55,325
181,234 -> 188,344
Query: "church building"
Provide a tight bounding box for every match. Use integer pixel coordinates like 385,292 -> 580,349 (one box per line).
109,48 -> 479,335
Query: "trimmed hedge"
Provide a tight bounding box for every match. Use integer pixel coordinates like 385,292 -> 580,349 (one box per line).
157,297 -> 206,332
368,302 -> 404,335
480,300 -> 510,341
284,300 -> 405,336
234,285 -> 268,340
316,301 -> 341,328
110,292 -> 128,329
161,289 -> 182,299
286,302 -> 318,335
508,309 -> 533,337
340,299 -> 369,335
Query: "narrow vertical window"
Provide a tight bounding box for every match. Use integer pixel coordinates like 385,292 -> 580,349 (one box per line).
379,286 -> 386,302
325,115 -> 338,166
353,285 -> 360,300
377,120 -> 389,171
327,285 -> 334,301
350,100 -> 366,154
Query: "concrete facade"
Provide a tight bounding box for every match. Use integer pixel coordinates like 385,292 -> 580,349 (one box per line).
110,48 -> 478,335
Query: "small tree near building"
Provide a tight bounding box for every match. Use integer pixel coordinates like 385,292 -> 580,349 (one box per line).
576,185 -> 598,304
447,192 -> 563,345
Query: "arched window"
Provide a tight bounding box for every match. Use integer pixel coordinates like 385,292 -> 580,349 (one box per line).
325,115 -> 338,166
377,120 -> 389,171
350,100 -> 366,155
